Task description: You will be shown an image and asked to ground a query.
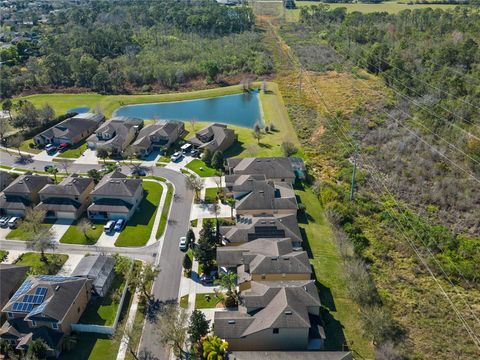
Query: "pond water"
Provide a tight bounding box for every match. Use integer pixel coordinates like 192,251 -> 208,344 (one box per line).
113,93 -> 262,128
67,107 -> 90,114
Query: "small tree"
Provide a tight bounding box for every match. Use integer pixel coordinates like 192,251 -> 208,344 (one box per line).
156,303 -> 189,358
185,175 -> 204,202
193,240 -> 215,273
211,150 -> 224,170
188,310 -> 210,349
202,148 -> 213,166
0,117 -> 11,144
202,335 -> 228,360
186,228 -> 196,246
57,158 -> 72,175
214,271 -> 238,305
0,338 -> 13,358
253,122 -> 261,134
129,263 -> 159,301
26,338 -> 48,360
96,146 -> 109,164
226,198 -> 235,219
28,228 -> 56,263
281,141 -> 298,157
123,146 -> 136,164
183,253 -> 192,276
252,130 -> 263,144
78,218 -> 92,242
87,169 -> 102,183
45,166 -> 58,183
113,254 -> 132,276
7,133 -> 24,157
23,208 -> 46,234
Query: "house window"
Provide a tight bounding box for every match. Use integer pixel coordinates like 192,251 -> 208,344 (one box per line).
273,328 -> 279,334
7,312 -> 13,319
77,307 -> 80,314
52,322 -> 58,330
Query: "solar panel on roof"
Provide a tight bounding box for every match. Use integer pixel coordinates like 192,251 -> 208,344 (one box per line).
38,275 -> 71,282
33,295 -> 43,304
11,279 -> 33,302
12,303 -> 21,311
28,301 -> 47,317
36,287 -> 48,296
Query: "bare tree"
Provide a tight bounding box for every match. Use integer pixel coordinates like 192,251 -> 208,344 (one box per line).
189,118 -> 197,133
185,175 -> 204,202
57,158 -> 72,175
155,303 -> 189,358
252,130 -> 263,144
23,208 -> 47,234
78,218 -> 92,241
7,134 -> 24,157
0,117 -> 11,144
28,228 -> 57,262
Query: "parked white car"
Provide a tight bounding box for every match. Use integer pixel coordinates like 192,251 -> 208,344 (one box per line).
0,216 -> 10,227
179,236 -> 188,251
7,217 -> 19,229
170,152 -> 183,162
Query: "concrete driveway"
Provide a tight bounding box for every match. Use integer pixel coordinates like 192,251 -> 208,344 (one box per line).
57,254 -> 84,275
74,148 -> 98,165
96,231 -> 120,247
164,155 -> 193,171
0,226 -> 12,239
51,219 -> 74,242
33,150 -> 57,162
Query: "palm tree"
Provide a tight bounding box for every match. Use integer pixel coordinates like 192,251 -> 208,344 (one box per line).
214,271 -> 237,300
202,335 -> 228,360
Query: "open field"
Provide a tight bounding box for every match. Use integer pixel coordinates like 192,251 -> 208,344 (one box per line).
115,181 -> 163,247
286,1 -> 462,21
296,186 -> 374,357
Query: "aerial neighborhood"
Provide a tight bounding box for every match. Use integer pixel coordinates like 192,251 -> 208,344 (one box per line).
2,0 -> 471,359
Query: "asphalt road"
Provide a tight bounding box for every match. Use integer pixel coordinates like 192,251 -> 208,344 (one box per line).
0,151 -> 194,360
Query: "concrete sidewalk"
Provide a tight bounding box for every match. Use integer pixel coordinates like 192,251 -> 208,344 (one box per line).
116,290 -> 141,360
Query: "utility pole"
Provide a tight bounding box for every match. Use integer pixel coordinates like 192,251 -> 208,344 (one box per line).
350,145 -> 358,201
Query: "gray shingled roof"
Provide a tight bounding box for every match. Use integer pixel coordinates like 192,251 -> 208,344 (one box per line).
0,264 -> 30,308
229,351 -> 353,360
37,114 -> 101,141
88,198 -> 132,213
227,157 -> 295,180
87,117 -> 142,149
0,171 -> 15,191
133,121 -> 183,149
220,214 -> 302,245
71,255 -> 115,294
91,170 -> 141,197
187,123 -> 235,152
37,198 -> 81,212
39,175 -> 93,197
0,194 -> 30,210
3,174 -> 53,196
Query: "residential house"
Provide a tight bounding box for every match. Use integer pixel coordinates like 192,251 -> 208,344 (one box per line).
0,275 -> 92,357
36,175 -> 94,220
219,214 -> 303,249
86,117 -> 143,155
71,255 -> 115,297
87,170 -> 143,221
34,113 -> 104,147
0,170 -> 15,191
132,121 -> 185,157
0,264 -> 30,310
226,157 -> 296,184
226,175 -> 298,216
187,123 -> 236,153
214,279 -> 324,351
216,238 -> 312,291
0,173 -> 53,217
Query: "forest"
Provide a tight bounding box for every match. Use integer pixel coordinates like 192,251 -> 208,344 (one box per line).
277,5 -> 479,358
0,0 -> 271,98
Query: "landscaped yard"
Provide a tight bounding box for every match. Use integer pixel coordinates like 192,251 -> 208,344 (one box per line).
156,183 -> 173,239
115,181 -> 163,247
60,221 -> 104,245
185,159 -> 217,177
195,292 -> 223,309
0,249 -> 8,262
180,294 -> 189,309
14,252 -> 68,275
19,139 -> 42,154
202,217 -> 235,226
79,272 -> 126,326
6,221 -> 55,241
57,142 -> 88,158
204,187 -> 219,204
295,186 -> 373,358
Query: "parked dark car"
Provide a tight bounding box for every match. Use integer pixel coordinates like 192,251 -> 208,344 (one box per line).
114,219 -> 126,231
44,165 -> 57,172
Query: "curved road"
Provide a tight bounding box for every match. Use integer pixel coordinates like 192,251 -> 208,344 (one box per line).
0,151 -> 194,360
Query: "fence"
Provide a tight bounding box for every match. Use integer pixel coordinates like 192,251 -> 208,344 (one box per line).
71,261 -> 133,335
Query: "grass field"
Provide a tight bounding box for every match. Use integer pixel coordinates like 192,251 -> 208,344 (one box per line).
156,183 -> 173,239
115,181 -> 163,247
204,187 -> 219,204
296,186 -> 374,357
14,252 -> 68,275
6,221 -> 54,241
195,292 -> 223,309
60,221 -> 104,245
286,1 -> 462,21
180,294 -> 189,309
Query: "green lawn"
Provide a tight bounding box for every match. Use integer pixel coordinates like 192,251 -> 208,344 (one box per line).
60,221 -> 104,245
115,181 -> 163,247
180,295 -> 189,309
296,186 -> 373,358
185,159 -> 217,177
14,252 -> 68,275
190,219 -> 198,227
79,272 -> 126,326
204,187 -> 219,204
57,142 -> 88,158
195,292 -> 223,309
19,139 -> 42,154
6,221 -> 54,241
0,249 -> 8,262
156,183 -> 173,239
202,218 -> 235,226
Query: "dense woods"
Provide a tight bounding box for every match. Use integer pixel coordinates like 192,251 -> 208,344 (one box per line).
0,0 -> 271,98
277,5 -> 480,358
